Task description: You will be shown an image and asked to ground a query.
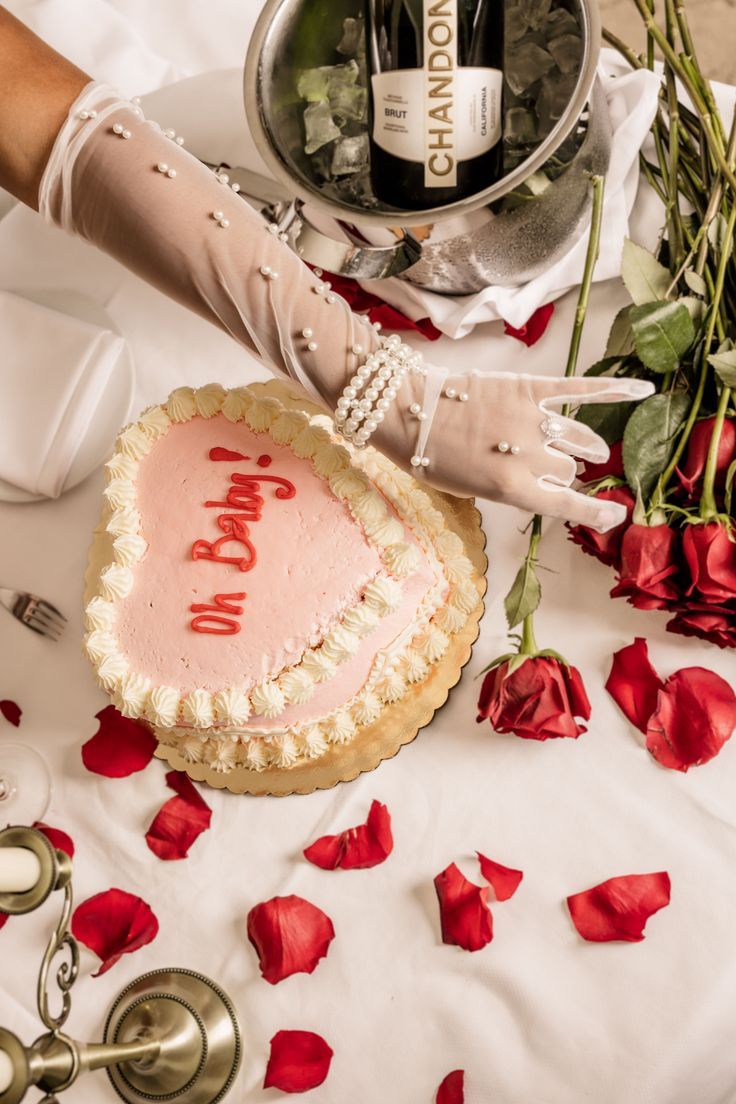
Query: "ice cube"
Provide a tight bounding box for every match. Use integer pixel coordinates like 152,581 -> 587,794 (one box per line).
329,82 -> 367,124
331,169 -> 378,209
337,16 -> 366,58
331,133 -> 369,176
504,107 -> 537,144
506,41 -> 555,95
519,0 -> 553,31
304,102 -> 341,155
505,3 -> 531,43
548,33 -> 583,75
535,71 -> 578,136
297,68 -> 329,103
297,60 -> 359,103
543,7 -> 580,40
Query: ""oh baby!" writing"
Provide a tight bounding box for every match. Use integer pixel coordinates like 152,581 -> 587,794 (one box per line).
189,447 -> 296,635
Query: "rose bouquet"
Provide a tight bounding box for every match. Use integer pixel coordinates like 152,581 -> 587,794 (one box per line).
479,0 -> 735,736
568,1 -> 736,648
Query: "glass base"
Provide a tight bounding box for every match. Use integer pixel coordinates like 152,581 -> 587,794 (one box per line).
0,745 -> 51,827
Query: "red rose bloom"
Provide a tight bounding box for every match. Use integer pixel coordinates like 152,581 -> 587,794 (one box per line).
667,603 -> 736,650
579,440 -> 625,485
477,656 -> 591,740
676,417 -> 736,498
682,522 -> 736,605
567,486 -> 635,568
610,524 -> 682,610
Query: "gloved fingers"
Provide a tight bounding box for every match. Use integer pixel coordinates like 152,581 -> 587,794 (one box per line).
535,479 -> 629,532
544,416 -> 610,463
535,375 -> 654,409
539,443 -> 578,487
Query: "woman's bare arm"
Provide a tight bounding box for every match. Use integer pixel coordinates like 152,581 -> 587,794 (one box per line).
0,6 -> 89,207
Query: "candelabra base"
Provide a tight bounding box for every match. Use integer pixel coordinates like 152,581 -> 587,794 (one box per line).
104,969 -> 241,1104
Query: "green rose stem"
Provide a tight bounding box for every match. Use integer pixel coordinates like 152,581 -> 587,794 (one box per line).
661,199 -> 736,492
699,202 -> 736,519
630,0 -> 736,191
517,175 -> 606,658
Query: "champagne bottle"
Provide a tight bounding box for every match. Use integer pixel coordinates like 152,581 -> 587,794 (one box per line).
365,0 -> 504,209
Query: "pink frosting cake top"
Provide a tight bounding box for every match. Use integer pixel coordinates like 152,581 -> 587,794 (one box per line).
113,415 -> 388,693
110,414 -> 437,722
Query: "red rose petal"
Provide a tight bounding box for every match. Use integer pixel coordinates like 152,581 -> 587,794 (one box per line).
566,486 -> 634,569
145,771 -> 212,861
264,1030 -> 333,1093
33,822 -> 75,858
209,447 -> 249,462
71,888 -> 158,975
312,267 -> 442,340
0,913 -> 7,930
82,705 -> 157,777
667,604 -> 736,650
610,524 -> 681,610
567,872 -> 671,942
437,1070 -> 465,1104
676,417 -> 736,497
646,667 -> 736,772
0,700 -> 21,726
605,638 -> 665,734
304,800 -> 393,870
579,440 -> 625,484
503,303 -> 555,346
434,863 -> 493,952
367,303 -> 442,341
476,853 -> 523,902
247,895 -> 335,984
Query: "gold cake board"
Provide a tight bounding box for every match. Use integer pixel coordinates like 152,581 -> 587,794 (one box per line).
84,379 -> 487,797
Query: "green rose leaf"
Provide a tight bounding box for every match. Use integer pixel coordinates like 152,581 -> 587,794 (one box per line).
623,391 -> 691,501
576,399 -> 635,446
680,296 -> 706,331
684,269 -> 707,297
605,306 -> 635,357
621,239 -> 672,305
725,460 -> 736,516
707,346 -> 736,389
630,301 -> 695,374
504,561 -> 541,631
708,214 -> 734,262
584,356 -> 626,378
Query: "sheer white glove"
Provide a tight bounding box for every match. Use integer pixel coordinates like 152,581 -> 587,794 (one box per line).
39,82 -> 652,534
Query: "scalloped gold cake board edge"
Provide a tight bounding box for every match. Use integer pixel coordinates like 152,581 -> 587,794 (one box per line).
84,378 -> 488,797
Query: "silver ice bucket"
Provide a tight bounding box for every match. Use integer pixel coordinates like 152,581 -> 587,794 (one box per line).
244,0 -> 610,294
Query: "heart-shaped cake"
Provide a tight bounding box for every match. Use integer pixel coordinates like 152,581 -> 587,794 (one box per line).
84,384 -> 478,773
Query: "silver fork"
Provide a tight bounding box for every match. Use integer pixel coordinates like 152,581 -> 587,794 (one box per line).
0,587 -> 67,641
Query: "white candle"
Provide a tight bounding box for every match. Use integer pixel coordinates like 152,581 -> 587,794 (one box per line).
0,1048 -> 13,1093
0,847 -> 41,893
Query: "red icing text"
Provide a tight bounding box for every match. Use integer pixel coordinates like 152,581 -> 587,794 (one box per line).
190,451 -> 297,588
190,592 -> 247,635
209,447 -> 250,462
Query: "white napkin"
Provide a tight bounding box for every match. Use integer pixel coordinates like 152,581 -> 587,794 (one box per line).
360,50 -> 663,336
0,290 -> 125,498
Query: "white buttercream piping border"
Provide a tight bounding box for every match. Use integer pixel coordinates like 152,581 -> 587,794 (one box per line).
84,384 -> 427,727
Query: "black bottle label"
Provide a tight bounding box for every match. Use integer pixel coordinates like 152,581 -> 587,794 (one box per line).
370,0 -> 502,188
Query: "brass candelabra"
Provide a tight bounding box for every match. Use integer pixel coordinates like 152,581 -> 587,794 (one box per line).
0,826 -> 241,1104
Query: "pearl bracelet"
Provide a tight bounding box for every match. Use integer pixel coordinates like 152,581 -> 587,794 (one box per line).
334,334 -> 426,449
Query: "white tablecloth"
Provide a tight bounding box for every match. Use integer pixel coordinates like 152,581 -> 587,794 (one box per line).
1,4 -> 736,1103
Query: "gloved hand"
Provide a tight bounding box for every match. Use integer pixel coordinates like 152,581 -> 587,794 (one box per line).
40,82 -> 652,533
